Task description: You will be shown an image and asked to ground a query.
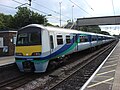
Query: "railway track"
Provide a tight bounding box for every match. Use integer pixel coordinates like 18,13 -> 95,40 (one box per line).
0,71 -> 47,89
0,41 -> 117,90
37,41 -> 117,90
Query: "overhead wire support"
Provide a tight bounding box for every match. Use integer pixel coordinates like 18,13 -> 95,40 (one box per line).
69,0 -> 92,16
15,3 -> 28,9
111,0 -> 116,24
12,0 -> 49,14
28,0 -> 32,6
59,2 -> 62,27
111,0 -> 115,16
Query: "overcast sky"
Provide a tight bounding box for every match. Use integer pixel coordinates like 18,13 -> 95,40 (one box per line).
0,0 -> 120,35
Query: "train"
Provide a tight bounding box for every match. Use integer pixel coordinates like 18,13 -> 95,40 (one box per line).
15,24 -> 115,73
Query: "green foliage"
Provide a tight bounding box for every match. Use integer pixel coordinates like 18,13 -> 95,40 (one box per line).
0,13 -> 13,30
46,23 -> 59,27
0,7 -> 47,30
46,23 -> 54,26
13,7 -> 47,29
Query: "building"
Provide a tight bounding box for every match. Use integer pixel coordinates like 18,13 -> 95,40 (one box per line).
0,31 -> 17,56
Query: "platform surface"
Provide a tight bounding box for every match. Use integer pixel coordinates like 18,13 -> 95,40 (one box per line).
83,41 -> 120,90
0,56 -> 15,66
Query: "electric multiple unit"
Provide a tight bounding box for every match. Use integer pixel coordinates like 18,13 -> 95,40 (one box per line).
15,24 -> 115,73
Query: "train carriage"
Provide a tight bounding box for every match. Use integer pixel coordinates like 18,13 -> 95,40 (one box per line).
15,24 -> 115,73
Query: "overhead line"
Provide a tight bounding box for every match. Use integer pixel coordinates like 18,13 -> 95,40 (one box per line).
30,7 -> 67,22
0,3 -> 15,9
12,0 -> 23,5
12,0 -> 48,14
30,7 -> 48,14
84,0 -> 94,11
32,1 -> 59,14
32,1 -> 70,19
69,0 -> 92,16
12,0 -> 67,22
30,6 -> 66,22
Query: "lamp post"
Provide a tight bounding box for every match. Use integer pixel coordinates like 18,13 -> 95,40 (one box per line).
72,5 -> 74,23
44,14 -> 52,26
59,2 -> 62,27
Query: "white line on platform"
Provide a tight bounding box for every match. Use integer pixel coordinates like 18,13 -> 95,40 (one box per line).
102,64 -> 117,69
87,77 -> 114,88
106,60 -> 118,64
80,43 -> 117,90
96,70 -> 115,76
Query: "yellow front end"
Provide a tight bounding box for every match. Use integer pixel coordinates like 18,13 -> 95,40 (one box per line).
15,45 -> 42,56
15,45 -> 49,73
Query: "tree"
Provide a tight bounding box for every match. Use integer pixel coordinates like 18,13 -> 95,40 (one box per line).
12,7 -> 47,29
0,7 -> 47,30
0,13 -> 13,30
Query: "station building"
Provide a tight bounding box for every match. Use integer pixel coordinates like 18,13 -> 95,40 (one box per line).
0,30 -> 17,56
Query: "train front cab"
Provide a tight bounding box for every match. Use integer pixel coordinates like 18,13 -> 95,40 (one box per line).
15,26 -> 49,73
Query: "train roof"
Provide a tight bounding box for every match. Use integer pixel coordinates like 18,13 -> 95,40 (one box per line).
22,24 -> 96,35
21,24 -> 114,38
23,24 -> 87,34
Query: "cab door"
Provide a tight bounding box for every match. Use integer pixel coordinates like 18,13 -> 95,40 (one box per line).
49,32 -> 56,54
50,35 -> 54,52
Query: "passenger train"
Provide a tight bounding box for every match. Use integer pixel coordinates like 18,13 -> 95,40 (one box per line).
15,24 -> 115,73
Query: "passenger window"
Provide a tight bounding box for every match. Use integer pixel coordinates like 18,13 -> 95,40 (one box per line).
80,36 -> 88,43
98,36 -> 102,41
50,35 -> 54,49
57,35 -> 63,45
85,36 -> 88,42
66,36 -> 71,44
92,36 -> 96,41
80,36 -> 84,42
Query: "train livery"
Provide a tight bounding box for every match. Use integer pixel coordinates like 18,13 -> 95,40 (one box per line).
15,24 -> 115,73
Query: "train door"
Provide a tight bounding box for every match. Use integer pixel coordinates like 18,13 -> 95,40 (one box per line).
50,35 -> 54,52
73,34 -> 78,52
49,32 -> 56,54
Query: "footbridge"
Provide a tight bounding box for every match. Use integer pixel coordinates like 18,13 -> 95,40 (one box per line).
77,15 -> 120,26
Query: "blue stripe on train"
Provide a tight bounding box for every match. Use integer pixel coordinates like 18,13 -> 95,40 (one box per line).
40,36 -> 76,60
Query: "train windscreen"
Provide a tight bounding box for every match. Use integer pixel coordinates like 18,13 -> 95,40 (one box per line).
16,27 -> 41,46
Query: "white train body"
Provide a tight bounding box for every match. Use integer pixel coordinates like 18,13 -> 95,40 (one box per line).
15,24 -> 115,73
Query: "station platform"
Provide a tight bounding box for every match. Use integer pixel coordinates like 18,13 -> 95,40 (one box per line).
81,41 -> 120,90
0,56 -> 15,66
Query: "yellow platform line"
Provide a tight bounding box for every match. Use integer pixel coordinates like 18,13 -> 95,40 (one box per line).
96,70 -> 115,76
87,77 -> 114,88
102,64 -> 117,69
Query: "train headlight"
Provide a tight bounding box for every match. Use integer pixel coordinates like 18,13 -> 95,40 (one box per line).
15,53 -> 23,56
32,52 -> 41,56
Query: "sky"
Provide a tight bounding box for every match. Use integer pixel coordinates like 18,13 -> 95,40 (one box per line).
0,0 -> 120,35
